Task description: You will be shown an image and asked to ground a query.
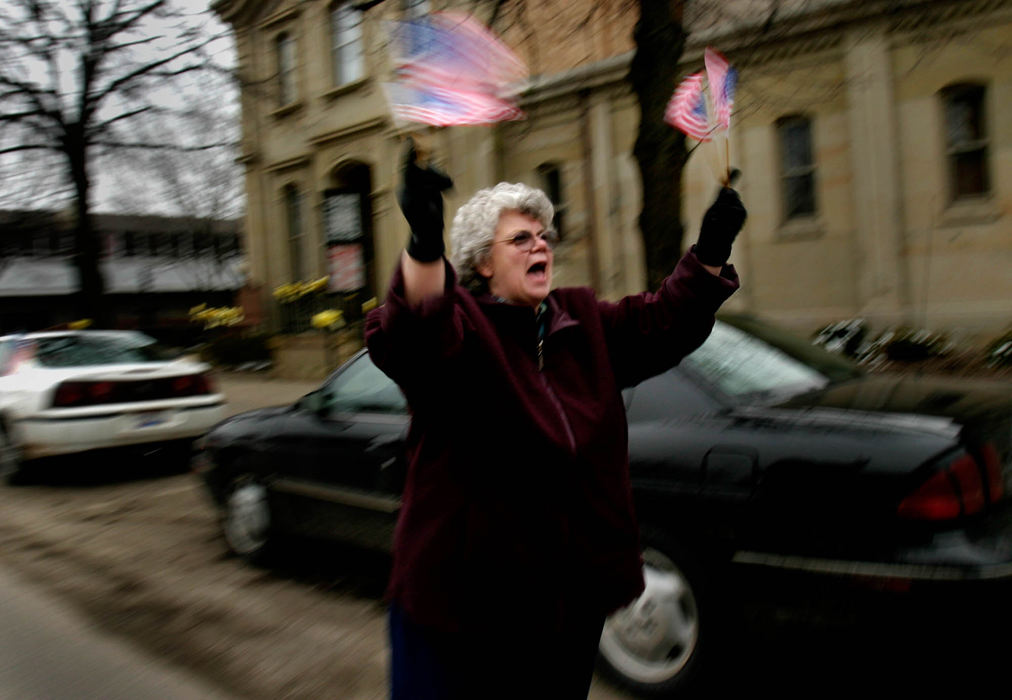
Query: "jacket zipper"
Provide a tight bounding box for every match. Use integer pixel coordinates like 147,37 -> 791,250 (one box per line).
537,338 -> 577,452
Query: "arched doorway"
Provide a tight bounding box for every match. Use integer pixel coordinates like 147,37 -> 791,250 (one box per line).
322,161 -> 374,324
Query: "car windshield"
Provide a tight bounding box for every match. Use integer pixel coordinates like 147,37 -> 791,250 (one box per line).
681,320 -> 859,401
30,333 -> 175,367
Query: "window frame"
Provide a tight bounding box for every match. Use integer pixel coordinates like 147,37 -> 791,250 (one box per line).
775,114 -> 817,223
537,162 -> 566,242
276,31 -> 298,107
329,2 -> 364,87
284,184 -> 305,282
940,82 -> 990,202
402,0 -> 431,18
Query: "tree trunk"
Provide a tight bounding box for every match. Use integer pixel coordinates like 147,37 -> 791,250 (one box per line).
629,0 -> 688,291
65,125 -> 108,327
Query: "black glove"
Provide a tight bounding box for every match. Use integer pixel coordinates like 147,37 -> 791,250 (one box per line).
398,141 -> 453,262
694,186 -> 747,267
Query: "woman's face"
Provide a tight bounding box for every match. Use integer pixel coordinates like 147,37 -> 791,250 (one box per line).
477,210 -> 554,309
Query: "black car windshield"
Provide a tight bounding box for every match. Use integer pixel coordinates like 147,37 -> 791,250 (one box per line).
31,332 -> 174,367
682,321 -> 840,401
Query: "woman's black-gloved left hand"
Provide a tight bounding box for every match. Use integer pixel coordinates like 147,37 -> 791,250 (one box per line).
399,141 -> 453,263
694,186 -> 747,267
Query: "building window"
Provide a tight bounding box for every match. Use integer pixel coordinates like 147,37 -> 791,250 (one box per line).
777,115 -> 816,220
122,231 -> 136,257
154,231 -> 172,256
330,3 -> 363,86
193,232 -> 212,256
32,230 -> 50,256
402,0 -> 430,18
285,185 -> 305,281
537,163 -> 565,241
175,232 -> 192,258
276,32 -> 297,106
941,83 -> 989,201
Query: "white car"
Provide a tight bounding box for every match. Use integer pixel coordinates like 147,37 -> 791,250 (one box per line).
0,330 -> 225,483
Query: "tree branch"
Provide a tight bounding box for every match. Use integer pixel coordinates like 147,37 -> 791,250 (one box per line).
89,37 -> 215,106
93,140 -> 236,152
91,105 -> 152,132
0,142 -> 55,155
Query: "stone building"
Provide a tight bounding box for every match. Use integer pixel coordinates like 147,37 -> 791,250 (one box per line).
213,0 -> 1011,351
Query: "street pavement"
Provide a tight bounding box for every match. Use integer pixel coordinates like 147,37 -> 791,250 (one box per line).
214,370 -> 318,417
0,564 -> 235,700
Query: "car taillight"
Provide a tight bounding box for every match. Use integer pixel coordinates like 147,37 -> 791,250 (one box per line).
172,373 -> 213,396
898,452 -> 987,521
53,381 -> 87,407
198,372 -> 216,395
980,443 -> 1004,504
89,381 -> 115,403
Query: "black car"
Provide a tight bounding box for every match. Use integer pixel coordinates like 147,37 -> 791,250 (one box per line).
194,315 -> 1012,696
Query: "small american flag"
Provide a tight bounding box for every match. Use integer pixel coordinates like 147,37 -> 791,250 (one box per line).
386,12 -> 527,127
664,73 -> 711,142
704,47 -> 737,129
385,81 -> 523,127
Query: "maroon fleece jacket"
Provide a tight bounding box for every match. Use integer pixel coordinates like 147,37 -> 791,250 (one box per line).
365,249 -> 738,633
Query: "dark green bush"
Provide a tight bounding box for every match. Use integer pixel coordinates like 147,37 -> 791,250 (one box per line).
200,332 -> 272,368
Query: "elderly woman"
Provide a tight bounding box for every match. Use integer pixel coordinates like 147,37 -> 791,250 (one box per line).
365,146 -> 745,700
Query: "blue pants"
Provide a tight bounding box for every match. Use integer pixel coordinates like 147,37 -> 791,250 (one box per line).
389,602 -> 604,700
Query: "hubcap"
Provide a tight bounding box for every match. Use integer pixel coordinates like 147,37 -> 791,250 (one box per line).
599,548 -> 699,685
224,478 -> 270,556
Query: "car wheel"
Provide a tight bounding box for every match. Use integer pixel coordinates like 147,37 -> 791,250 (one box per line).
222,473 -> 276,563
0,425 -> 26,485
598,542 -> 705,696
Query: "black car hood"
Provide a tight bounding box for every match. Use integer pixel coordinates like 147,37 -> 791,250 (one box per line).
774,373 -> 1012,427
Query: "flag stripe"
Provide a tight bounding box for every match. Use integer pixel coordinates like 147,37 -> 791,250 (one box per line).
385,82 -> 524,127
704,47 -> 736,130
665,73 -> 711,141
386,11 -> 527,127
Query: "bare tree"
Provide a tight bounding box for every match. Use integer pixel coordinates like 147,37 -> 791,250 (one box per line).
628,0 -> 690,290
103,62 -> 244,291
0,0 -> 232,324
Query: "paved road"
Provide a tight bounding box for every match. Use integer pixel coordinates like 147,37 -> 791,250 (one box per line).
0,371 -> 303,700
0,564 -> 233,700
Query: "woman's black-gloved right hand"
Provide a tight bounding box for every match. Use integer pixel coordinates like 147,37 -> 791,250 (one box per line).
399,141 -> 453,263
694,186 -> 747,267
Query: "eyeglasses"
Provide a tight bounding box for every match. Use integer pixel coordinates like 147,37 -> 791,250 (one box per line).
492,229 -> 559,251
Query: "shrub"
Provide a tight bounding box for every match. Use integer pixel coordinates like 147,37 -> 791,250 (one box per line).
200,332 -> 272,368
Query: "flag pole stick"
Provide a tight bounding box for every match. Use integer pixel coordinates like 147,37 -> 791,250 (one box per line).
724,136 -> 730,186
704,135 -> 721,184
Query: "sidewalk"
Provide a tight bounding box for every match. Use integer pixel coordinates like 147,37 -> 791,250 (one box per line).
0,563 -> 235,700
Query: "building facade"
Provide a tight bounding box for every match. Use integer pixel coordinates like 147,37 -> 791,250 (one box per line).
0,210 -> 243,344
214,0 -> 1011,342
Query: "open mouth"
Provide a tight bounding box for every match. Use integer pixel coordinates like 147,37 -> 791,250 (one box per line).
527,262 -> 547,277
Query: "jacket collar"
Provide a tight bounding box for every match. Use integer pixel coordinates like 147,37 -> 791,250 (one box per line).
473,291 -> 580,337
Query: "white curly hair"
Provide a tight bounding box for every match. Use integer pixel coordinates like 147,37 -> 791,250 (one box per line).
450,182 -> 554,292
